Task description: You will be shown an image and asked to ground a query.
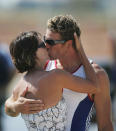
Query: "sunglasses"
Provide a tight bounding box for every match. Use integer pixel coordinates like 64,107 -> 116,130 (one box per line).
43,36 -> 66,46
38,42 -> 46,48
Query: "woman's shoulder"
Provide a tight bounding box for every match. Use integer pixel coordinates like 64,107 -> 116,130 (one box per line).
13,77 -> 27,98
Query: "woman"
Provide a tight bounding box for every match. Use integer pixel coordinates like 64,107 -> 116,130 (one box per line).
6,31 -> 98,131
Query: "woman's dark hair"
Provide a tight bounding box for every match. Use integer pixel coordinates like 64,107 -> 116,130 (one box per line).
10,31 -> 41,73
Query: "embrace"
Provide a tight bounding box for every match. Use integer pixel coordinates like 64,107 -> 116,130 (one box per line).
5,15 -> 113,131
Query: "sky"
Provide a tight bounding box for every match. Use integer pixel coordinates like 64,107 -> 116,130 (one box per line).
0,0 -> 20,8
0,0 -> 69,8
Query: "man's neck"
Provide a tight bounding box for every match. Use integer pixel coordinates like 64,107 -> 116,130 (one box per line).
59,52 -> 82,73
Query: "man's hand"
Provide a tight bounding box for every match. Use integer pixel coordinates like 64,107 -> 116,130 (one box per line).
14,87 -> 45,114
5,87 -> 45,116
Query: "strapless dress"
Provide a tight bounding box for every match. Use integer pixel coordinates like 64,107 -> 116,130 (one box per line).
21,98 -> 67,131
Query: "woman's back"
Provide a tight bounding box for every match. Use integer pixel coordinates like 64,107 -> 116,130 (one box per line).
20,70 -> 67,131
22,70 -> 63,109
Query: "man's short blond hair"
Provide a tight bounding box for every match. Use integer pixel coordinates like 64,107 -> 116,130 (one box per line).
47,15 -> 81,40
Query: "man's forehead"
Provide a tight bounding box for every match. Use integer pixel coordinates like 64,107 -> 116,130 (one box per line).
45,29 -> 61,39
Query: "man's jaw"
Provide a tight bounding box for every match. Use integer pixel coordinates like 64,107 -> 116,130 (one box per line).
47,49 -> 55,60
49,55 -> 55,60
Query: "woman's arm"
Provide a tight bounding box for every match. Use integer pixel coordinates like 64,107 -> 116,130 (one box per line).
42,33 -> 99,94
43,69 -> 98,94
72,33 -> 99,93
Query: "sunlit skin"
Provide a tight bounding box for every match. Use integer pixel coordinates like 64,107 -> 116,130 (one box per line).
45,29 -> 66,60
5,28 -> 114,131
45,29 -> 114,131
5,33 -> 99,117
45,29 -> 82,73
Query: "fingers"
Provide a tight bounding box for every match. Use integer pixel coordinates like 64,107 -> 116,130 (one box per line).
21,103 -> 44,114
74,32 -> 78,43
74,32 -> 80,50
19,98 -> 44,106
29,104 -> 44,108
18,98 -> 45,114
16,96 -> 45,114
74,32 -> 84,54
24,103 -> 44,109
29,105 -> 44,110
24,110 -> 42,114
26,99 -> 43,104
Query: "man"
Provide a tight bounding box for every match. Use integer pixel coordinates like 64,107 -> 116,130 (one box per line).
44,15 -> 113,131
5,15 -> 113,131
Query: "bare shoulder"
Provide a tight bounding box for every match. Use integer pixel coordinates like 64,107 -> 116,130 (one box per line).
92,63 -> 108,78
48,69 -> 69,77
12,78 -> 25,99
92,63 -> 110,90
13,78 -> 23,91
41,69 -> 70,86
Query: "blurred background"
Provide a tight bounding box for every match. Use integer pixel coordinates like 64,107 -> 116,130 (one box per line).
0,0 -> 116,131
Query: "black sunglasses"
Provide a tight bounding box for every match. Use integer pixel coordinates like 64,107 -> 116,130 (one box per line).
43,36 -> 66,46
38,42 -> 46,48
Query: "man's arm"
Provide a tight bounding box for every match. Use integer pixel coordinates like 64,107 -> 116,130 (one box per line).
93,64 -> 114,131
5,86 -> 44,117
5,94 -> 20,117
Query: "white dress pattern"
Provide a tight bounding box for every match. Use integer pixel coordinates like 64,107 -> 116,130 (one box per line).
21,98 -> 67,131
46,60 -> 94,131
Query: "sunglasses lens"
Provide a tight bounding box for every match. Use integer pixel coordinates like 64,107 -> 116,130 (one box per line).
44,36 -> 56,46
45,40 -> 55,46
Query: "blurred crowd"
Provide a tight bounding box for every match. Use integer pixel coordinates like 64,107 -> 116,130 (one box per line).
0,43 -> 15,131
109,31 -> 116,122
